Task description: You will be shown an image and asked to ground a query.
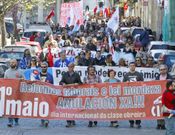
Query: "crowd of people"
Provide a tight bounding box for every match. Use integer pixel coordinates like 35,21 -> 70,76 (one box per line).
1,8 -> 175,135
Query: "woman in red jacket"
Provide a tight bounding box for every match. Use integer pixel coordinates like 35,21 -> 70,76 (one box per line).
162,80 -> 175,135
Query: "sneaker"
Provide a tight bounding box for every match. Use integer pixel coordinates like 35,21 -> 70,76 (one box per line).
113,123 -> 119,128
72,121 -> 76,126
130,123 -> 134,128
7,123 -> 13,127
66,123 -> 72,128
161,125 -> 166,130
94,121 -> 97,127
156,124 -> 161,130
44,121 -> 49,128
136,124 -> 141,129
88,122 -> 93,127
14,123 -> 19,126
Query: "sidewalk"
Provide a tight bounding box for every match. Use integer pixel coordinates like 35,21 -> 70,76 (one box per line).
0,118 -> 165,135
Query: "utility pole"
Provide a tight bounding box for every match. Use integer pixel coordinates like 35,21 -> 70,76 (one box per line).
169,0 -> 175,42
55,0 -> 63,24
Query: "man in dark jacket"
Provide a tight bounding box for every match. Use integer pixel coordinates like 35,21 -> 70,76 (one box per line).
59,63 -> 82,127
78,50 -> 94,66
123,62 -> 143,128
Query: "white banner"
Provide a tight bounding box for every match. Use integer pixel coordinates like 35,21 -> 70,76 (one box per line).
51,66 -> 159,85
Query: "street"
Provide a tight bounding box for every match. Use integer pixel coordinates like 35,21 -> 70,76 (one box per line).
0,118 -> 165,135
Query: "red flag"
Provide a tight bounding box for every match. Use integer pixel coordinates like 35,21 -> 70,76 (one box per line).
94,6 -> 98,14
47,45 -> 54,67
46,10 -> 55,22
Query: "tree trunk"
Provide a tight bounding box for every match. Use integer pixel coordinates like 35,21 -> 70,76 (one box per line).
0,14 -> 6,48
12,5 -> 19,42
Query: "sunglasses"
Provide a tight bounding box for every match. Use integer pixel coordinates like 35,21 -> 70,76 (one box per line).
41,66 -> 47,68
160,68 -> 166,71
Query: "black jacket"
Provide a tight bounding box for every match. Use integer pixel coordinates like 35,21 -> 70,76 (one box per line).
59,71 -> 82,85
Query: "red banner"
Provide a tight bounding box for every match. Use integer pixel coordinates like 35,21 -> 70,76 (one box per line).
0,79 -> 166,120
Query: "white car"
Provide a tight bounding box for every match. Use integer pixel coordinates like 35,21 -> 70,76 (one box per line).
2,45 -> 36,56
147,41 -> 175,61
21,29 -> 49,41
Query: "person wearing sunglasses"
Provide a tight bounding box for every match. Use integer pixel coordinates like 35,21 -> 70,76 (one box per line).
29,61 -> 53,127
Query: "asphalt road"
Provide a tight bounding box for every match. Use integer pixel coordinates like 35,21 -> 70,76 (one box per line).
0,118 -> 166,135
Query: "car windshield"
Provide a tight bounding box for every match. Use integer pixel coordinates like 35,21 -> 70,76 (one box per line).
151,45 -> 175,50
0,52 -> 24,59
24,32 -> 45,38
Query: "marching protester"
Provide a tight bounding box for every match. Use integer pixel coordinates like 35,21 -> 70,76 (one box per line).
123,62 -> 144,128
59,62 -> 82,127
2,0 -> 173,132
4,59 -> 24,127
83,65 -> 102,127
155,64 -> 173,130
162,80 -> 175,135
105,69 -> 120,128
38,62 -> 53,127
29,61 -> 53,127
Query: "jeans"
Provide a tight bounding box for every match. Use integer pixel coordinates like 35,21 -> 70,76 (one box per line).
129,120 -> 141,125
165,117 -> 175,135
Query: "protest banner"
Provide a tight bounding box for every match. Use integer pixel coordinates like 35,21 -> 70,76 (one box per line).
0,79 -> 166,120
52,66 -> 159,85
60,1 -> 83,27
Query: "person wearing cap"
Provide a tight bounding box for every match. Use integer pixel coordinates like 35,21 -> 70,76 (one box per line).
155,64 -> 173,130
59,62 -> 82,127
123,62 -> 144,128
162,80 -> 175,135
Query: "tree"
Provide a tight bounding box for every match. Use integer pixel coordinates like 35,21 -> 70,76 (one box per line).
0,0 -> 19,47
0,0 -> 39,46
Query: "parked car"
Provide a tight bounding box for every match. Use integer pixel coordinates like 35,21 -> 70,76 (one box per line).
0,50 -> 24,66
21,24 -> 52,41
16,41 -> 42,57
2,45 -> 36,56
21,29 -> 48,41
0,63 -> 8,78
147,41 -> 175,61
